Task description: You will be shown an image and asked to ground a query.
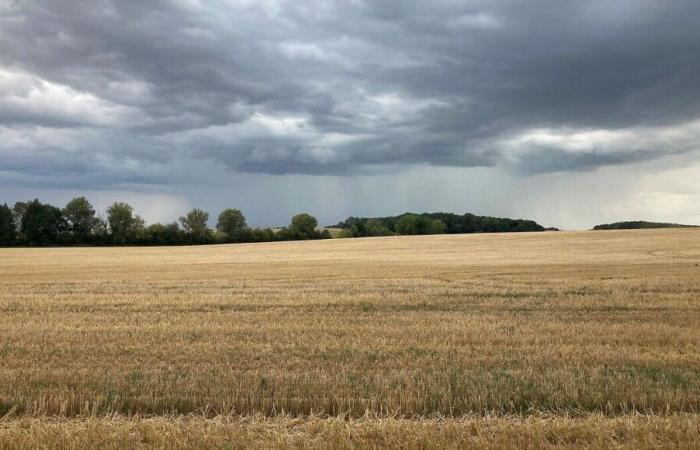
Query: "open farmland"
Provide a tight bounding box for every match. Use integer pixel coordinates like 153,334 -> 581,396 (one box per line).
1,229 -> 699,448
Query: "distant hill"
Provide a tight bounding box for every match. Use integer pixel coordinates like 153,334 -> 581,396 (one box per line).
593,221 -> 698,230
333,212 -> 545,237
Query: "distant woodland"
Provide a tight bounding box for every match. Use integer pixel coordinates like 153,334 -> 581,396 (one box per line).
593,221 -> 698,230
333,212 -> 546,237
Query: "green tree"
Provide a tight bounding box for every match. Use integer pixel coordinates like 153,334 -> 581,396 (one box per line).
131,215 -> 148,243
217,208 -> 248,242
180,208 -> 210,243
147,222 -> 183,245
63,197 -> 98,243
21,199 -> 66,245
290,213 -> 318,238
107,202 -> 143,244
337,229 -> 355,238
431,219 -> 446,234
248,227 -> 276,242
0,203 -> 15,245
395,214 -> 445,235
92,213 -> 109,244
365,218 -> 392,236
394,214 -> 418,235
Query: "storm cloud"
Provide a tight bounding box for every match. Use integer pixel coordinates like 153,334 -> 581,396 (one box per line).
1,0 -> 700,227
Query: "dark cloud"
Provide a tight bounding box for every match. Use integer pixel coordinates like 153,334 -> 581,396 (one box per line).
1,0 -> 700,183
513,146 -> 677,175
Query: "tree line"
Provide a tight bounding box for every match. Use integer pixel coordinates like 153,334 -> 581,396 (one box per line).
0,198 -> 330,246
593,221 -> 698,230
334,212 -> 545,237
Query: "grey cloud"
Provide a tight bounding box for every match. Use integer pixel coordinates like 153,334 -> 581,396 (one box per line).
512,146 -> 674,175
0,0 -> 700,183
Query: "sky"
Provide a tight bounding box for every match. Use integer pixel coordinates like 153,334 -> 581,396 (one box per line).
1,0 -> 700,229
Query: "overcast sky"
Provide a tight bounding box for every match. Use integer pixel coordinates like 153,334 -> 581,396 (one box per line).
1,0 -> 699,229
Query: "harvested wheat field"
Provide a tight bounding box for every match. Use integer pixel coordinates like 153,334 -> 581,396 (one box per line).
1,229 -> 699,448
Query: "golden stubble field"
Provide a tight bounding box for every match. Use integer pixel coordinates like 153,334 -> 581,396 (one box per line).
0,229 -> 699,448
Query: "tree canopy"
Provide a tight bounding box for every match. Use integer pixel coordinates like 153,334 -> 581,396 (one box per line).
593,221 -> 698,230
21,199 -> 66,245
180,209 -> 210,243
0,197 -> 330,247
63,197 -> 98,243
107,202 -> 144,244
217,208 -> 248,242
395,214 -> 445,235
335,212 -> 545,236
0,197 -> 554,247
0,204 -> 15,246
291,213 -> 317,235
